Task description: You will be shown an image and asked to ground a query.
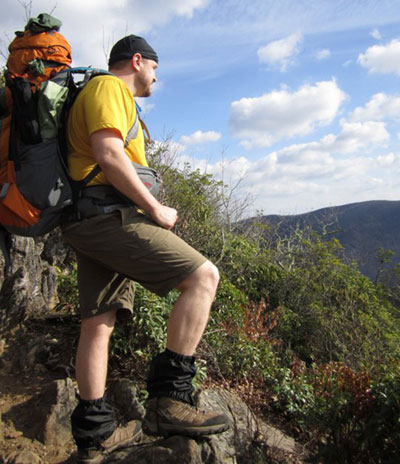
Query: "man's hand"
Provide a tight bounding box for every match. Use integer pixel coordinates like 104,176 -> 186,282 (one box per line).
150,204 -> 178,230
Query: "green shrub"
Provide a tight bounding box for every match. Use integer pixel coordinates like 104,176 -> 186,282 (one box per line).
286,361 -> 400,464
111,284 -> 177,362
56,263 -> 79,311
266,234 -> 400,368
211,275 -> 248,328
0,68 -> 5,89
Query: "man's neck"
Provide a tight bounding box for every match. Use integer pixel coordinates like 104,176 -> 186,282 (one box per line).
110,69 -> 136,96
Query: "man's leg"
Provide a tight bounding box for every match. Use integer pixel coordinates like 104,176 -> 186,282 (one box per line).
145,261 -> 231,437
72,308 -> 142,463
75,309 -> 117,400
167,260 -> 219,355
63,211 -> 230,440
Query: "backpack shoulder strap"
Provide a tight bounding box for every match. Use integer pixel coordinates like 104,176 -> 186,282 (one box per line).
81,111 -> 139,187
124,110 -> 139,147
124,102 -> 151,146
140,118 -> 151,143
0,88 -> 10,118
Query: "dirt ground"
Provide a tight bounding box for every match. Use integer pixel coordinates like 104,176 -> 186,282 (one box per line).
0,372 -> 76,463
0,319 -> 79,464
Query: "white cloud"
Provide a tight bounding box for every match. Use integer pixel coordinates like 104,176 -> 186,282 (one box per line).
348,93 -> 400,122
123,0 -> 210,30
0,0 -> 210,68
370,28 -> 382,40
230,80 -> 347,148
320,120 -> 389,154
377,152 -> 397,165
358,39 -> 400,75
316,49 -> 331,60
171,116 -> 393,215
257,32 -> 302,71
180,130 -> 221,145
156,0 -> 209,19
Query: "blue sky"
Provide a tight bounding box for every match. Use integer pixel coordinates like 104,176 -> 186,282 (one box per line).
3,0 -> 400,216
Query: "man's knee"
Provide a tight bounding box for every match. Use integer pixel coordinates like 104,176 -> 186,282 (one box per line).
205,261 -> 220,290
178,260 -> 220,293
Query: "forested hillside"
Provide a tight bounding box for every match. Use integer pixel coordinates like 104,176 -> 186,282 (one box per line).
252,200 -> 400,283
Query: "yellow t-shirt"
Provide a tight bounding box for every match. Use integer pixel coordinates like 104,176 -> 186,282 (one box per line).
67,74 -> 148,185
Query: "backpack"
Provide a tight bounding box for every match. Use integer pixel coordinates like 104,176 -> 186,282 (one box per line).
6,13 -> 72,89
0,13 -> 74,238
0,13 -> 160,241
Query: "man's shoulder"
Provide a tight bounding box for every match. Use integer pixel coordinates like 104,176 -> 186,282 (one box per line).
86,73 -> 123,89
83,74 -> 129,92
80,74 -> 133,102
90,73 -> 118,82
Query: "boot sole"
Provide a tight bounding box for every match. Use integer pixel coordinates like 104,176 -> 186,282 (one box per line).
143,419 -> 229,437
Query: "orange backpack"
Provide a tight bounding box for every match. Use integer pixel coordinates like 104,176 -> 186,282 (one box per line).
6,13 -> 72,89
0,13 -> 72,236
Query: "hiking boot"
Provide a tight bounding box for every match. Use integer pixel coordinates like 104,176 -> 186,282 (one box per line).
143,397 -> 231,437
76,420 -> 142,464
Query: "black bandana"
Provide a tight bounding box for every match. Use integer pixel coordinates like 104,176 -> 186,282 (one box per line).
108,34 -> 158,66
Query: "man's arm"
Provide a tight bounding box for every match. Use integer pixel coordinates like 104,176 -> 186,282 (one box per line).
90,129 -> 177,230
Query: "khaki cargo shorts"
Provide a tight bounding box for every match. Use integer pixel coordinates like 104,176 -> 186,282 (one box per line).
61,206 -> 206,319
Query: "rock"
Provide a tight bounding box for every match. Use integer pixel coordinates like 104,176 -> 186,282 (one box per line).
108,388 -> 297,464
40,266 -> 59,309
114,435 -> 203,464
260,422 -> 296,455
107,378 -> 146,421
39,227 -> 74,268
40,378 -> 78,446
0,229 -> 77,331
0,265 -> 30,328
25,335 -> 61,369
0,235 -> 58,329
4,430 -> 23,439
198,389 -> 297,461
6,450 -> 42,464
0,337 -> 6,357
197,388 -> 258,462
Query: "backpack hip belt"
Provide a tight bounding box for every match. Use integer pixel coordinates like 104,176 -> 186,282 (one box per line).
65,160 -> 162,222
65,185 -> 133,221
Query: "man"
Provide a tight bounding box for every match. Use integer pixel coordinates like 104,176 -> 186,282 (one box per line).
62,35 -> 230,463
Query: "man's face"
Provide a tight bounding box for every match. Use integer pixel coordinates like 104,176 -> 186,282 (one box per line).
136,58 -> 158,98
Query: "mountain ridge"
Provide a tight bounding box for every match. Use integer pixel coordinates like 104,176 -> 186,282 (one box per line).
252,200 -> 400,281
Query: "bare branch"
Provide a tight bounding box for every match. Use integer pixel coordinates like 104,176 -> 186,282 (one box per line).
49,2 -> 58,15
17,0 -> 33,22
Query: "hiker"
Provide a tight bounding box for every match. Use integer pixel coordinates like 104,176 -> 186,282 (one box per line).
61,35 -> 230,462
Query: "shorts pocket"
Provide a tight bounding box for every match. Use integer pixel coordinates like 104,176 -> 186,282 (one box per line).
119,206 -> 148,227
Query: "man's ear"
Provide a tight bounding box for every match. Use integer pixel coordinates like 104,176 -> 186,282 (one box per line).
131,53 -> 142,71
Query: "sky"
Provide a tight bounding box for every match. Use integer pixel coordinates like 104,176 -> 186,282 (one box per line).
2,0 -> 400,216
